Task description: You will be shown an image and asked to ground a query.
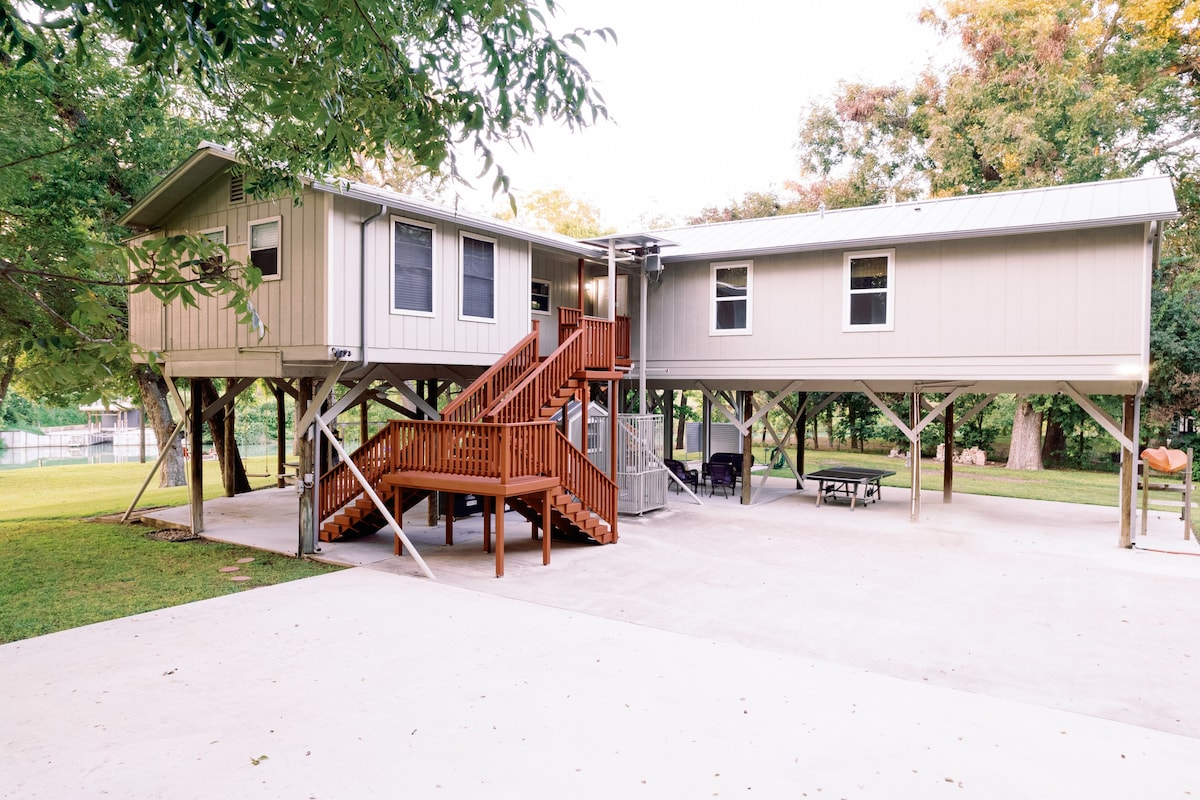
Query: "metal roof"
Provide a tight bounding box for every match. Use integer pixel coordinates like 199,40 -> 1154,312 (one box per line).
310,180 -> 605,259
120,143 -> 606,258
628,175 -> 1180,263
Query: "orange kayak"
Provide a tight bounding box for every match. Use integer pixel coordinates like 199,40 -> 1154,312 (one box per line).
1140,447 -> 1190,474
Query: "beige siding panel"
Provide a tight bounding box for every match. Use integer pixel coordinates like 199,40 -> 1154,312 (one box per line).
644,226 -> 1148,387
531,249 -> 578,354
150,173 -> 330,368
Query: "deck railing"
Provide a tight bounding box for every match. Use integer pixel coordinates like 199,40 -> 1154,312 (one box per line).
558,307 -> 630,364
487,326 -> 590,423
319,418 -> 616,535
318,422 -> 397,521
441,321 -> 541,422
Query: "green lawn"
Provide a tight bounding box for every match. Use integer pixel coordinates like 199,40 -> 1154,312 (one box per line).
0,461 -> 340,644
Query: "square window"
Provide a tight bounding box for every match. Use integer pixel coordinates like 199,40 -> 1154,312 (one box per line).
531,280 -> 551,314
711,261 -> 752,335
844,250 -> 895,331
461,235 -> 495,321
393,218 -> 435,314
249,218 -> 280,279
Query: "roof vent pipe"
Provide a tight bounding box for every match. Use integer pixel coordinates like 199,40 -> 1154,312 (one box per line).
360,203 -> 387,370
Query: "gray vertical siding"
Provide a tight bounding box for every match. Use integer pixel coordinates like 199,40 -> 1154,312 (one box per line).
640,226 -> 1147,384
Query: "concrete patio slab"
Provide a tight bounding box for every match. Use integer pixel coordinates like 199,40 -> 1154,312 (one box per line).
6,480 -> 1200,797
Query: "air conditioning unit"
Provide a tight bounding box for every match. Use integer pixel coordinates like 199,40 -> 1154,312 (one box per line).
644,253 -> 663,273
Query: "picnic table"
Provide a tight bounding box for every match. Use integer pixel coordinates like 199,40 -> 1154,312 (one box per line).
804,467 -> 896,510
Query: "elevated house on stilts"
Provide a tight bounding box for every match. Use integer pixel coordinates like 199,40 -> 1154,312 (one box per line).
122,144 -> 1180,574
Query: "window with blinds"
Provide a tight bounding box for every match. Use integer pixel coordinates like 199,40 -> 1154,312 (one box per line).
460,235 -> 495,321
392,218 -> 434,314
248,217 -> 280,279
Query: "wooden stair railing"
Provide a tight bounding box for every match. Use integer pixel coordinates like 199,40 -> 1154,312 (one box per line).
318,421 -> 397,523
442,320 -> 542,422
487,317 -> 614,423
559,307 -> 631,364
548,427 -> 617,539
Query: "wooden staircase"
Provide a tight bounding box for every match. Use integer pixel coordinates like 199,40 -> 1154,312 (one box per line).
318,311 -> 625,546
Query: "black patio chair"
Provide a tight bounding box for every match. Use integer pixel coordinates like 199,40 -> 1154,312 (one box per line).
664,458 -> 699,493
706,461 -> 736,498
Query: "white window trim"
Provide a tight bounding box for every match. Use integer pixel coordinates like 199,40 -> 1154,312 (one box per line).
842,248 -> 895,332
199,226 -> 227,245
247,216 -> 282,282
389,215 -> 437,318
459,232 -> 498,323
710,259 -> 752,336
531,278 -> 552,316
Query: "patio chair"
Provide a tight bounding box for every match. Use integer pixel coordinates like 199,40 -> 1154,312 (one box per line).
664,458 -> 699,493
706,461 -> 736,498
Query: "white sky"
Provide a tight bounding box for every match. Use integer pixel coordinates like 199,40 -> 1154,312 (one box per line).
455,0 -> 953,230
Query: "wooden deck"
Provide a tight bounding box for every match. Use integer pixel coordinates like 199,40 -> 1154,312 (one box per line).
381,471 -> 561,577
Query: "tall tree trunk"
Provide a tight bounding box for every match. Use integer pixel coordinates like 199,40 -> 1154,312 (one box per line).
824,407 -> 835,450
0,350 -> 15,412
133,365 -> 186,487
1041,418 -> 1066,467
809,415 -> 819,450
674,392 -> 688,451
1007,396 -> 1044,470
199,379 -> 252,494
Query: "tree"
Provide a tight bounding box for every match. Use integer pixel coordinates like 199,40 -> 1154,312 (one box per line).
1,0 -> 611,196
1,0 -> 611,483
499,188 -> 611,238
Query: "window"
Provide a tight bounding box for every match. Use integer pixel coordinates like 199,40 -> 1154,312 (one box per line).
392,217 -> 435,315
248,217 -> 281,279
460,234 -> 496,321
531,280 -> 551,314
711,260 -> 751,335
198,227 -> 227,273
843,249 -> 895,331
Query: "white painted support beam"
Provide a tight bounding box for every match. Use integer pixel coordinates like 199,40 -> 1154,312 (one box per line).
292,361 -> 347,452
857,382 -> 916,441
314,414 -> 434,579
698,382 -> 749,436
751,407 -> 802,504
1059,382 -> 1135,453
956,393 -> 998,428
742,382 -> 803,430
321,365 -> 387,421
808,391 -> 842,418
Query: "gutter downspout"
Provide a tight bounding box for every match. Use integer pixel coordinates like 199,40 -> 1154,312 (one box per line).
360,203 -> 388,370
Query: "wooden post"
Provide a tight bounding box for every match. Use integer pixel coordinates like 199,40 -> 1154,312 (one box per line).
298,377 -> 316,556
495,496 -> 505,578
542,489 -> 552,565
741,391 -> 753,505
274,385 -> 286,488
665,389 -> 675,460
1120,395 -> 1135,548
910,392 -> 921,522
943,399 -> 955,504
795,392 -> 807,489
189,378 -> 204,534
1186,448 -> 1194,541
359,400 -> 369,448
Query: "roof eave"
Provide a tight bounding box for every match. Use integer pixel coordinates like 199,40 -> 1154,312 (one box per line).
660,213 -> 1182,264
311,181 -> 607,259
118,144 -> 239,230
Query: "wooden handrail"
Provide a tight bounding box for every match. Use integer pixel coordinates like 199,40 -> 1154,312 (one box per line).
551,427 -> 617,532
318,421 -> 397,520
559,307 -> 630,363
490,317 -> 616,423
442,320 -> 542,422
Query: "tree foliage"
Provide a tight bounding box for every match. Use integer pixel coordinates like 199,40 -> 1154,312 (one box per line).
499,187 -> 611,238
1,0 -> 611,196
